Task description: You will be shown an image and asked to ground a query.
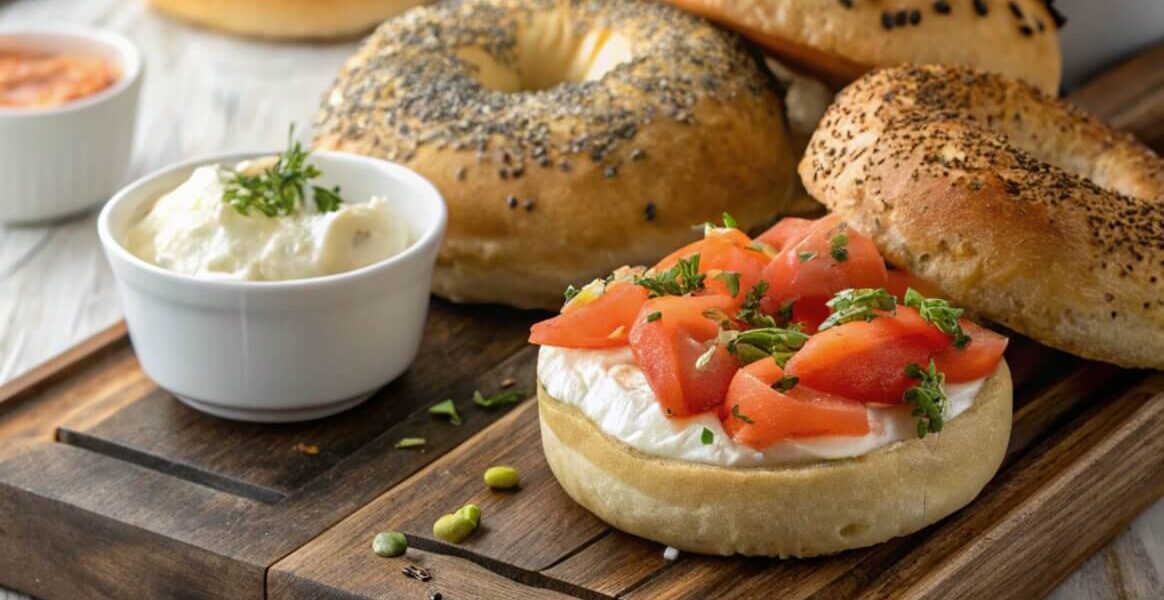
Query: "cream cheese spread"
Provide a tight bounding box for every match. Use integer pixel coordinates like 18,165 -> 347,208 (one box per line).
537,345 -> 984,467
124,162 -> 411,281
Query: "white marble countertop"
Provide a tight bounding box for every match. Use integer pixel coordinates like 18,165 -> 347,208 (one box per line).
0,1 -> 1159,598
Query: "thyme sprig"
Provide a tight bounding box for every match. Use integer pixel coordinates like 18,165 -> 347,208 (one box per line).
634,254 -> 705,297
903,360 -> 949,438
903,288 -> 972,349
223,126 -> 344,217
819,288 -> 897,331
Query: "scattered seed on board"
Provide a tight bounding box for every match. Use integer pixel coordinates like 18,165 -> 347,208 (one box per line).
433,512 -> 476,544
430,592 -> 443,600
372,531 -> 408,558
402,565 -> 432,582
484,465 -> 521,489
663,546 -> 680,561
455,504 -> 481,529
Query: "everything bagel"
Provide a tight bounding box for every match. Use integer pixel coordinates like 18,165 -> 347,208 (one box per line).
315,0 -> 798,309
801,64 -> 1164,370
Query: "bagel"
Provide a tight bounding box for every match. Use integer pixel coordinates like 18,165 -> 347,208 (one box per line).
314,0 -> 798,309
661,0 -> 1063,93
800,64 -> 1164,370
147,0 -> 429,39
537,361 -> 1012,557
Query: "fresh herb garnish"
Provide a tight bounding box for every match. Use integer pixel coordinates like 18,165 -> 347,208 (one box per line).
394,437 -> 427,449
223,125 -> 345,217
730,404 -> 754,424
700,427 -> 714,445
646,311 -> 662,323
563,285 -> 581,302
903,360 -> 949,437
721,212 -> 739,229
818,288 -> 897,331
634,254 -> 706,297
428,399 -> 462,426
772,375 -> 799,392
721,325 -> 809,367
737,281 -> 777,328
798,251 -> 817,262
714,271 -> 741,298
830,233 -> 850,262
472,389 -> 525,408
903,288 -> 972,349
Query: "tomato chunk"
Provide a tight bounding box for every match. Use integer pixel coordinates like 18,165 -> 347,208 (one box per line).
654,232 -> 767,305
785,308 -> 951,405
529,282 -> 648,348
885,268 -> 945,300
755,217 -> 814,251
722,359 -> 869,449
761,215 -> 888,332
932,319 -> 1009,382
629,295 -> 738,417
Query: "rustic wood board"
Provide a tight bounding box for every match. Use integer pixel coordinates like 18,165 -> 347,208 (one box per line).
0,31 -> 1161,600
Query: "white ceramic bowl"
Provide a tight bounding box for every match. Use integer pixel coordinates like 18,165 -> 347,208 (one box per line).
98,151 -> 447,422
0,25 -> 143,223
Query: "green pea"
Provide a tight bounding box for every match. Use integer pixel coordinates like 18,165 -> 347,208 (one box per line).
432,513 -> 476,544
483,465 -> 521,489
455,504 -> 481,529
371,531 -> 407,558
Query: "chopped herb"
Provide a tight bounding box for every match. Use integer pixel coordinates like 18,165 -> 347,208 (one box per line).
904,360 -> 949,437
776,300 -> 795,324
714,271 -> 741,297
472,389 -> 525,408
722,212 -> 739,229
700,427 -> 714,445
701,306 -> 735,329
223,125 -> 345,217
724,326 -> 809,367
772,375 -> 799,392
798,251 -> 818,262
819,288 -> 896,331
903,288 -> 972,349
730,404 -> 754,424
395,437 -> 427,449
646,311 -> 662,323
737,281 -> 777,328
830,233 -> 850,262
563,285 -> 581,302
634,254 -> 706,297
428,399 -> 462,426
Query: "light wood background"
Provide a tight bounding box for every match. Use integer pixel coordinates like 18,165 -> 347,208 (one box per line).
0,1 -> 1159,598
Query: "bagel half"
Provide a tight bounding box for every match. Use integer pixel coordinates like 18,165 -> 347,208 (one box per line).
802,64 -> 1164,370
662,0 -> 1063,93
147,0 -> 429,39
538,361 -> 1012,557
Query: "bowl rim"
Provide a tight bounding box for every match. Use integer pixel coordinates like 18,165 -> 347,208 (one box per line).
97,149 -> 449,291
0,23 -> 144,117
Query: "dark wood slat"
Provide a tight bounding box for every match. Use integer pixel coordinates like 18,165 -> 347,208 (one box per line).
540,532 -> 671,598
1068,41 -> 1164,151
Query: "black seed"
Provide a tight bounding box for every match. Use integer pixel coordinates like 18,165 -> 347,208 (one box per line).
1037,18 -> 1045,32
523,198 -> 535,212
909,9 -> 921,24
974,0 -> 988,16
506,195 -> 517,209
430,593 -> 443,600
559,160 -> 572,172
1019,24 -> 1033,36
604,165 -> 618,179
881,11 -> 895,29
644,202 -> 657,221
838,0 -> 853,8
630,148 -> 645,161
1008,1 -> 1023,18
933,0 -> 951,14
895,10 -> 908,25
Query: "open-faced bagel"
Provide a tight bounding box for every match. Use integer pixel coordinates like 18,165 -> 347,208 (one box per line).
147,0 -> 429,39
315,0 -> 798,310
661,0 -> 1063,93
538,361 -> 1012,557
801,64 -> 1164,370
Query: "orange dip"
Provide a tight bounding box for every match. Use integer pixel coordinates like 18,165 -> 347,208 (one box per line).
0,51 -> 120,108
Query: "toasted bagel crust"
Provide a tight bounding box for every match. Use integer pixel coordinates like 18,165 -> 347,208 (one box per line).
538,361 -> 1012,557
662,0 -> 1062,92
801,65 -> 1164,370
315,0 -> 797,309
147,0 -> 427,39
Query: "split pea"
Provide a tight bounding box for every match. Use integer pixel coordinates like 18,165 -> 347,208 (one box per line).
483,465 -> 521,489
371,531 -> 407,558
433,513 -> 476,544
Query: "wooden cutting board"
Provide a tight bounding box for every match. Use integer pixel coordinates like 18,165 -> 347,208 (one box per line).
1,44 -> 1162,600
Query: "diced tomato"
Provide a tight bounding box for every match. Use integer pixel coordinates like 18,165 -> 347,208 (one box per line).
784,307 -> 952,405
629,295 -> 739,417
755,217 -> 814,251
885,268 -> 945,300
932,319 -> 1009,382
529,282 -> 648,348
721,359 -> 869,449
760,215 -> 888,332
653,231 -> 768,305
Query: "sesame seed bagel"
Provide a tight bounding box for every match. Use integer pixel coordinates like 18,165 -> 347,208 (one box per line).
661,0 -> 1063,93
147,0 -> 429,39
314,0 -> 798,309
537,361 -> 1012,557
801,64 -> 1164,370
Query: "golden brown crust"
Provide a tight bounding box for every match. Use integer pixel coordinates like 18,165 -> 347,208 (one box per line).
314,0 -> 797,309
801,64 -> 1164,370
538,361 -> 1012,557
147,0 -> 427,39
662,0 -> 1063,93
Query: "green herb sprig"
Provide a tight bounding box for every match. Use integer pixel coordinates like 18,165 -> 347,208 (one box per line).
223,126 -> 345,217
830,233 -> 850,262
737,281 -> 777,328
634,254 -> 706,297
473,389 -> 526,408
772,375 -> 799,393
903,288 -> 972,349
719,325 -> 809,367
714,271 -> 741,298
903,360 -> 949,437
428,399 -> 462,426
819,288 -> 897,331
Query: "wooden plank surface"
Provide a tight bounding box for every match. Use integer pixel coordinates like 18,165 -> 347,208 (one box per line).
0,1 -> 1162,599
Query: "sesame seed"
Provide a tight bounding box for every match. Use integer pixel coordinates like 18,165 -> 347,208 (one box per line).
506,195 -> 518,209
604,165 -> 618,179
838,0 -> 853,8
523,198 -> 535,212
909,10 -> 922,25
881,11 -> 894,29
895,10 -> 908,26
974,0 -> 989,16
1008,2 -> 1023,18
645,202 -> 657,221
1019,24 -> 1033,36
933,0 -> 951,14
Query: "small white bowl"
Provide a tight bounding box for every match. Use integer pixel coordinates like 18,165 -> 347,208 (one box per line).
98,151 -> 447,422
0,25 -> 143,223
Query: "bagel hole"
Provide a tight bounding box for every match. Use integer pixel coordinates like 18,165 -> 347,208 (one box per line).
457,9 -> 633,93
839,522 -> 868,538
